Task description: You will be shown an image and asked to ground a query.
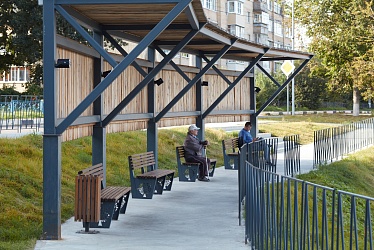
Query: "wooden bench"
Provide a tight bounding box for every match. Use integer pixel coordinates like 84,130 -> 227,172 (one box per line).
128,151 -> 175,199
176,146 -> 216,182
222,138 -> 240,170
74,163 -> 131,233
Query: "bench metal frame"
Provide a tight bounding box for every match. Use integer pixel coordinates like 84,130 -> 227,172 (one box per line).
222,138 -> 240,170
128,151 -> 175,199
75,164 -> 131,232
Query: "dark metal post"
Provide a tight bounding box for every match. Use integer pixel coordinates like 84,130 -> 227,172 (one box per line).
195,55 -> 204,140
250,68 -> 257,138
92,31 -> 107,186
147,47 -> 158,167
42,0 -> 61,239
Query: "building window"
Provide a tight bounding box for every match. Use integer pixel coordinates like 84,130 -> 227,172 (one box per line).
285,27 -> 292,38
202,0 -> 217,11
268,19 -> 273,32
247,12 -> 251,23
254,12 -> 269,24
274,21 -> 283,36
262,61 -> 270,70
227,60 -> 245,64
254,14 -> 261,23
229,24 -> 245,38
274,2 -> 281,14
1,66 -> 30,83
227,1 -> 243,15
181,53 -> 190,58
267,0 -> 272,11
275,62 -> 282,72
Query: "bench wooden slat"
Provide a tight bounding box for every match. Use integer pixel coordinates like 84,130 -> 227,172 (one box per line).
74,175 -> 101,223
75,163 -> 131,230
137,169 -> 175,179
176,146 -> 201,166
78,163 -> 103,175
222,138 -> 240,170
128,151 -> 175,198
129,152 -> 156,170
101,186 -> 131,201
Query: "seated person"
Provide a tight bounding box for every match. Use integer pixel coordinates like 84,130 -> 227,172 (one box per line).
238,121 -> 271,163
183,124 -> 210,182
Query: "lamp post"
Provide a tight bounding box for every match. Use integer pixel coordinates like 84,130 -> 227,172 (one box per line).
291,0 -> 295,115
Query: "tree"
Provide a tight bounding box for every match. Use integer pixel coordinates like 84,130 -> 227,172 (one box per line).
1,1 -> 127,95
0,0 -> 43,94
294,60 -> 328,110
255,70 -> 287,109
294,0 -> 374,115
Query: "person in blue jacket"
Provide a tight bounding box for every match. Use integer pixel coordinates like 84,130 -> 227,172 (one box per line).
238,121 -> 271,164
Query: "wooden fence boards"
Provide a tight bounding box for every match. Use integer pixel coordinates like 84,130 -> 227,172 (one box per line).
57,47 -> 253,141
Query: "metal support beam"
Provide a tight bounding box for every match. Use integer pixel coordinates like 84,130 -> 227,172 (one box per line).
43,135 -> 62,240
201,55 -> 232,85
202,51 -> 267,119
102,27 -> 201,127
249,70 -> 257,138
184,3 -> 199,30
255,56 -> 313,116
56,0 -> 192,134
155,40 -> 236,123
56,5 -> 117,67
103,31 -> 148,77
56,0 -> 181,4
256,63 -> 281,87
195,55 -> 204,140
147,47 -> 158,167
155,46 -> 192,83
92,31 -> 107,186
42,0 -> 61,240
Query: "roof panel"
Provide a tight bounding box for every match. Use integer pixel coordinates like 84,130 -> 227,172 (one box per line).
61,0 -> 312,61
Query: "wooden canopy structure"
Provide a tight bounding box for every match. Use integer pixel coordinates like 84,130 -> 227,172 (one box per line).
42,0 -> 313,239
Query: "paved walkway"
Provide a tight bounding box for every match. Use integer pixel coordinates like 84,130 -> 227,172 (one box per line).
34,141 -> 315,250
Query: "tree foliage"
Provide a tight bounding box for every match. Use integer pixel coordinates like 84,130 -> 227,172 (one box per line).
1,0 -> 128,95
295,0 -> 374,114
255,70 -> 287,109
295,59 -> 328,109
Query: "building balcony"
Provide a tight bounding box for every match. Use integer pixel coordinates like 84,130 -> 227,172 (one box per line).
253,1 -> 268,13
253,23 -> 268,34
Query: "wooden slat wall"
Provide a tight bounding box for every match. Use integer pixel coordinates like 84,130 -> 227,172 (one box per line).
57,48 -> 94,119
57,48 -> 252,141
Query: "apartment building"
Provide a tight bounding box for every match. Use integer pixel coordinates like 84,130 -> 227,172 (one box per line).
126,0 -> 292,73
0,65 -> 30,92
1,0 -> 292,92
202,0 -> 292,72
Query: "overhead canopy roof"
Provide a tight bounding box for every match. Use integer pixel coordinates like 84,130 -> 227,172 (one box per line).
59,0 -> 313,62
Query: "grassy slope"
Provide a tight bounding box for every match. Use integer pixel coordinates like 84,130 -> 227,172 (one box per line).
0,113 -> 372,249
0,128 -> 233,249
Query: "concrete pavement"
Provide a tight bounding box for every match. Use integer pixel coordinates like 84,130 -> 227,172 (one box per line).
35,166 -> 249,250
34,141 -> 316,250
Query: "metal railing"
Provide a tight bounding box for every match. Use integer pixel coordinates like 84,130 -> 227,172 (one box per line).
244,161 -> 374,249
314,118 -> 374,167
0,95 -> 43,133
238,137 -> 278,225
283,134 -> 300,177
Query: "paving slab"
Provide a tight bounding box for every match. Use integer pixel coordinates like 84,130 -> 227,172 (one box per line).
35,167 -> 249,250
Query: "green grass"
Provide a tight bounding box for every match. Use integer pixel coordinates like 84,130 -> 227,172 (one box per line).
0,113 -> 373,249
258,113 -> 372,144
0,128 -> 234,249
298,146 -> 374,195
